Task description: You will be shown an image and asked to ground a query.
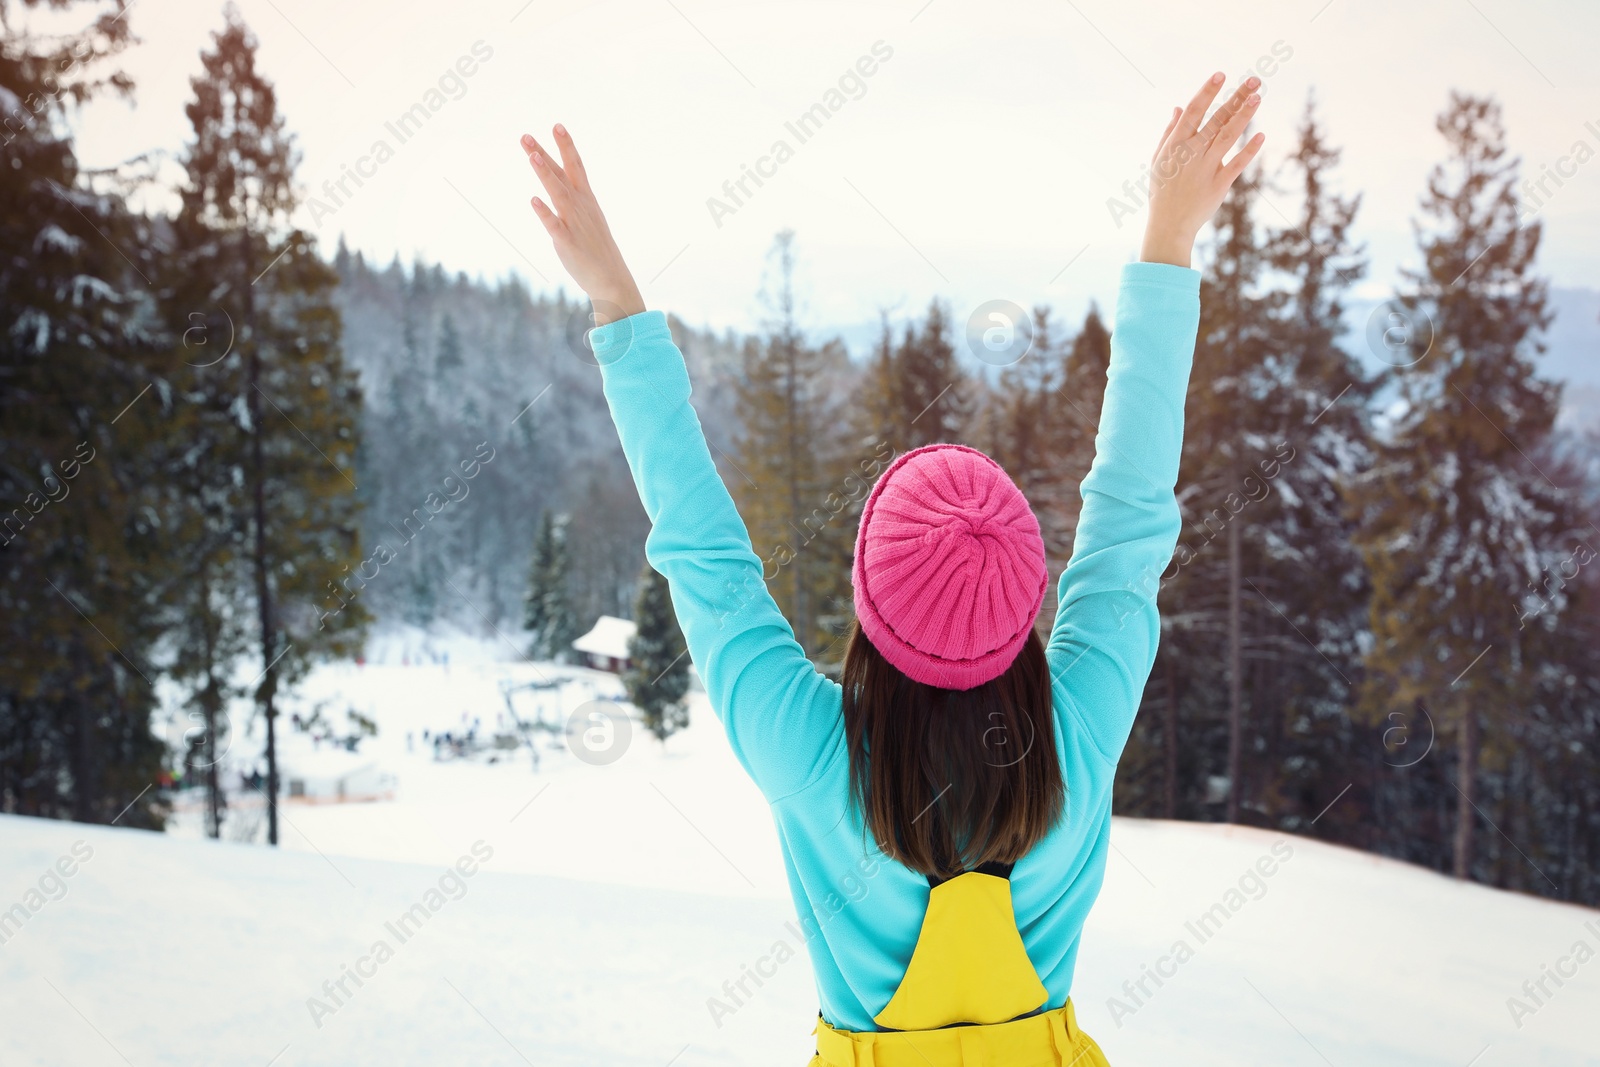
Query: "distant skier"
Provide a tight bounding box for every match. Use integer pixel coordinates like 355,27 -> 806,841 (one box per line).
518,70 -> 1264,1064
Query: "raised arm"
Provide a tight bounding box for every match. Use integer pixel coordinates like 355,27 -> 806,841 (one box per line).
1046,73 -> 1265,760
519,126 -> 841,801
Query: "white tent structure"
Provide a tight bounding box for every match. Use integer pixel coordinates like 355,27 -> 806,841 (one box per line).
279,748 -> 393,803
572,615 -> 636,673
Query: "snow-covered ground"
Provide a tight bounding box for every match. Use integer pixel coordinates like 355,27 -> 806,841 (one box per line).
4,635 -> 1598,1065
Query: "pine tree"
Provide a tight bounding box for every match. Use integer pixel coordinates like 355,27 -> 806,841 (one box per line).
1051,304 -> 1114,565
170,7 -> 368,845
1251,95 -> 1373,839
730,231 -> 853,655
624,563 -> 690,743
1063,305 -> 1113,431
896,300 -> 971,449
856,299 -> 973,457
383,304 -> 441,627
857,311 -> 900,462
1508,500 -> 1600,901
150,387 -> 254,839
0,0 -> 168,827
1060,305 -> 1115,624
982,308 -> 1075,562
524,510 -> 579,662
436,314 -> 464,375
1213,169 -> 1280,825
1349,93 -> 1576,881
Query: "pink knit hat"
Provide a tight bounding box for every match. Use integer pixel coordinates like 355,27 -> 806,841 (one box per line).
852,444 -> 1049,690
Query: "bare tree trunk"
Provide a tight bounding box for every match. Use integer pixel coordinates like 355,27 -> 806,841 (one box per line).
204,704 -> 221,837
198,568 -> 223,840
1453,704 -> 1479,880
249,347 -> 280,847
242,231 -> 280,847
71,645 -> 95,822
1225,510 -> 1242,823
201,677 -> 223,839
1163,648 -> 1178,819
200,674 -> 222,839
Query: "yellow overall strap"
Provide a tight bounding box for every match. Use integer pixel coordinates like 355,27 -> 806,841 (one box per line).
873,869 -> 1047,1030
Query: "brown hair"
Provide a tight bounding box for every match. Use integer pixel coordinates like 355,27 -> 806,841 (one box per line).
840,621 -> 1065,880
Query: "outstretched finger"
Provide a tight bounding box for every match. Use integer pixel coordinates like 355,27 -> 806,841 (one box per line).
528,195 -> 562,235
520,134 -> 569,182
521,133 -> 574,209
552,124 -> 591,193
1174,72 -> 1226,141
1221,131 -> 1266,183
1197,77 -> 1259,148
1206,92 -> 1259,162
1151,105 -> 1182,165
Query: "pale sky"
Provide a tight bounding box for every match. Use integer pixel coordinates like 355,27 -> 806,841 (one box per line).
62,0 -> 1600,336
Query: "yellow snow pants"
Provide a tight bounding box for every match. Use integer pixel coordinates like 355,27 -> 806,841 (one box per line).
807,869 -> 1111,1066
809,999 -> 1110,1067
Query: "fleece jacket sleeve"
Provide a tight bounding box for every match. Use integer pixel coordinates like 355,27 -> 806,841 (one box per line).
1045,261 -> 1199,763
589,311 -> 843,802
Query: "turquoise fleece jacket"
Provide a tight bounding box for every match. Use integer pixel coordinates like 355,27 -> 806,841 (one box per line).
590,260 -> 1200,1033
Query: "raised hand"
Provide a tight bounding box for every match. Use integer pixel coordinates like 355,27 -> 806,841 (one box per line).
520,125 -> 645,326
1141,72 -> 1266,267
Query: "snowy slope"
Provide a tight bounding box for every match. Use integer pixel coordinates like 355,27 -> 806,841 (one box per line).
5,651 -> 1599,1066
